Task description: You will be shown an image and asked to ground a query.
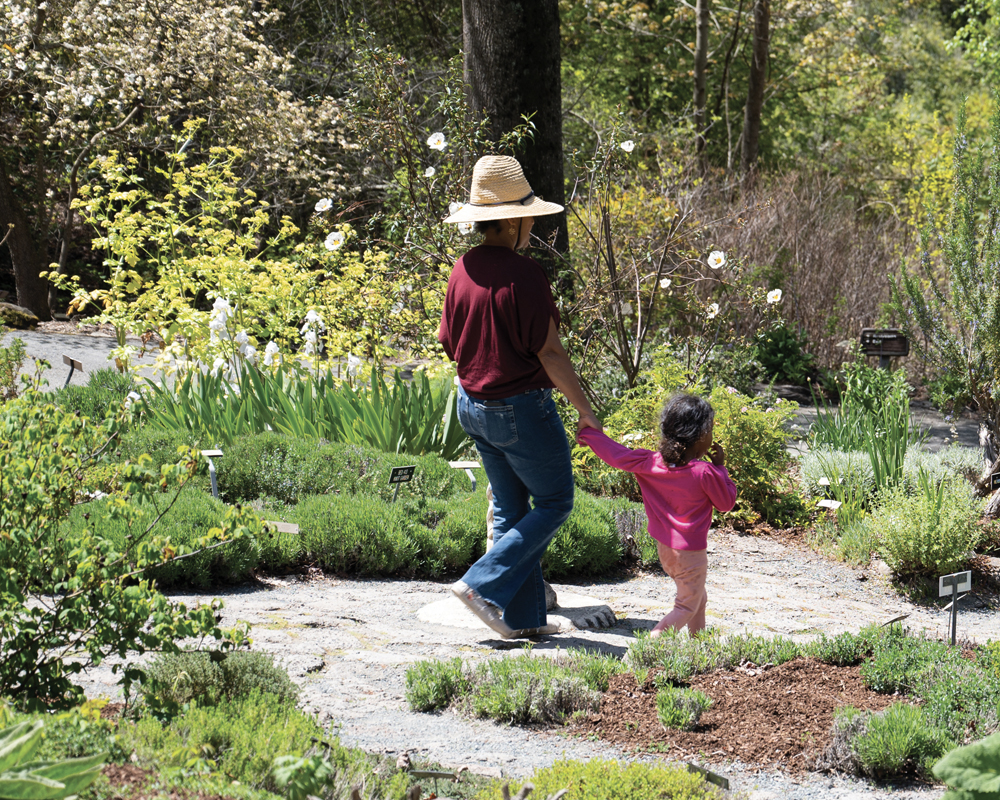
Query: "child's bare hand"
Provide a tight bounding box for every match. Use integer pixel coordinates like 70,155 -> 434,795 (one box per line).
709,442 -> 726,466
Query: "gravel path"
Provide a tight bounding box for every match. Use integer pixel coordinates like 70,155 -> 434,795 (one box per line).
76,528 -> 996,800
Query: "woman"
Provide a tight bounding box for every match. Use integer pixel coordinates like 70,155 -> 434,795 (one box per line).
439,155 -> 601,639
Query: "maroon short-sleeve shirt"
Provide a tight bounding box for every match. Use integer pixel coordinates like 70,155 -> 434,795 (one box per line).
438,245 -> 560,400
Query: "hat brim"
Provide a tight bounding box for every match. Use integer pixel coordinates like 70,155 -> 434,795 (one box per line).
444,196 -> 564,224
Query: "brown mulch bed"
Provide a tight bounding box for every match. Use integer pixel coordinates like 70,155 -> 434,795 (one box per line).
573,657 -> 902,774
102,764 -> 151,791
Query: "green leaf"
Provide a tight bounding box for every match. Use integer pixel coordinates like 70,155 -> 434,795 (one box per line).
0,721 -> 43,775
0,773 -> 67,800
934,731 -> 1000,793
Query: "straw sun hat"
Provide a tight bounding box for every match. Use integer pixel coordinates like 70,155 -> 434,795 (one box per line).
443,155 -> 564,224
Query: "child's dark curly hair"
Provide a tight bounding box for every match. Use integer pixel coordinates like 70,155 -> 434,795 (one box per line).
658,394 -> 715,465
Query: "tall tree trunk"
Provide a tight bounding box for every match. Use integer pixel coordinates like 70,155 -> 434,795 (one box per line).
462,0 -> 568,269
740,0 -> 769,190
0,155 -> 51,320
694,0 -> 711,164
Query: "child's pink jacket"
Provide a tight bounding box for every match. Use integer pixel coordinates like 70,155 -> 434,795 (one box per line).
577,428 -> 737,550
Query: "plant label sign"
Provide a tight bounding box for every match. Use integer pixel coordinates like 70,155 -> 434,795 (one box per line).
859,328 -> 909,357
990,471 -> 1000,491
388,466 -> 416,484
939,570 -> 972,598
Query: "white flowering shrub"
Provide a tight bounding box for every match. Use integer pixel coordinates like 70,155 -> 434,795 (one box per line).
0,0 -> 344,313
48,132 -> 422,374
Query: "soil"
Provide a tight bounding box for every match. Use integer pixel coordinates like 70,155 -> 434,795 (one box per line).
574,658 -> 903,775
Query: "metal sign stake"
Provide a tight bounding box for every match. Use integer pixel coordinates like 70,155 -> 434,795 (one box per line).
939,570 -> 972,646
388,465 -> 416,503
62,354 -> 84,389
201,449 -> 224,499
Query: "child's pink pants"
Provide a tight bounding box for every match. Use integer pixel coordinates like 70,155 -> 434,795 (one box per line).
653,543 -> 708,635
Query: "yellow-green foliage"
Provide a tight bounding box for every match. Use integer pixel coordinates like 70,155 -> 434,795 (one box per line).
475,759 -> 721,800
709,387 -> 808,527
53,120 -> 427,373
572,351 -> 688,502
122,689 -> 323,791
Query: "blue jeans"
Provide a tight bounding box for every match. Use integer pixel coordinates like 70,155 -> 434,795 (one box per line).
457,386 -> 575,629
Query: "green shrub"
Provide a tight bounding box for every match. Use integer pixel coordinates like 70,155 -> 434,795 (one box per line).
121,689 -> 324,791
140,650 -> 299,714
117,427 -> 201,472
802,630 -> 873,666
859,631 -> 950,694
709,387 -> 808,526
756,324 -> 816,385
474,758 -> 722,800
799,445 -> 981,504
863,479 -> 982,577
915,659 -> 1000,742
63,491 -> 259,588
295,493 -> 418,575
407,650 -> 621,725
0,385 -> 259,707
544,490 -> 621,579
459,657 -> 599,726
410,493 -> 487,577
627,628 -> 804,680
848,703 -> 952,777
656,686 -> 712,730
218,433 -> 468,504
605,497 -> 656,566
404,658 -> 469,712
54,367 -> 134,421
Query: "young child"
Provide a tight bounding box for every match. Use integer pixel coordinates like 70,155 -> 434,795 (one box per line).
577,394 -> 737,637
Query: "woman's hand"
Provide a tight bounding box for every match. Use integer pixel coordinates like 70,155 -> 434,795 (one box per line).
577,412 -> 603,434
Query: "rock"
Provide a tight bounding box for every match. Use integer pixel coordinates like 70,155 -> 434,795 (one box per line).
0,302 -> 39,329
871,559 -> 892,578
544,580 -> 557,611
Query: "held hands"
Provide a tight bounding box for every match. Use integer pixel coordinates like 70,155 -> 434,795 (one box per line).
577,412 -> 603,434
708,441 -> 726,467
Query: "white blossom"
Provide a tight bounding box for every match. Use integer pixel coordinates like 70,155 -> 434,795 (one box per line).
303,309 -> 325,331
314,197 -> 332,213
424,166 -> 436,178
124,390 -> 142,409
324,231 -> 345,251
620,139 -> 635,153
263,340 -> 280,367
210,356 -> 227,377
458,222 -> 474,235
659,277 -> 671,289
767,289 -> 783,304
426,132 -> 447,151
243,344 -> 257,364
347,353 -> 361,377
707,251 -> 726,269
707,302 -> 720,319
448,201 -> 465,216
